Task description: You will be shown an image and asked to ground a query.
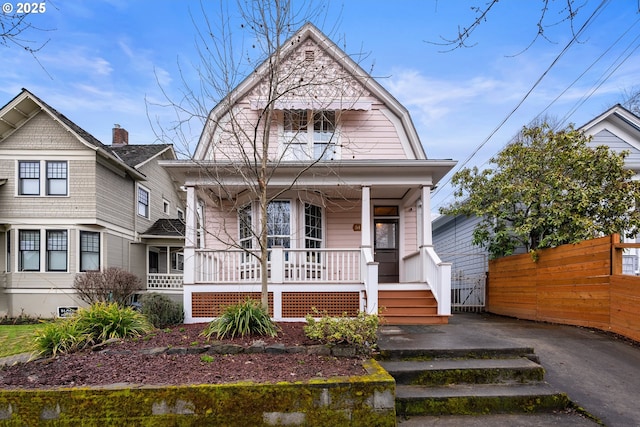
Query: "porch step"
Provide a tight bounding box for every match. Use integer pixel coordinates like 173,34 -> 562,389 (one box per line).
379,289 -> 447,325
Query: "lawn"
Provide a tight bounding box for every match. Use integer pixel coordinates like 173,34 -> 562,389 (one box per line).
0,324 -> 46,358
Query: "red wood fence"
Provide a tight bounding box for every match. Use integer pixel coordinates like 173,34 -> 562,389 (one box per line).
488,234 -> 640,342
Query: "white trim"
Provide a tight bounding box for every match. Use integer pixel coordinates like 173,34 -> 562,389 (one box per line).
136,183 -> 151,219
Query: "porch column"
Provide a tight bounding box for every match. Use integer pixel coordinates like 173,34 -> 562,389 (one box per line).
421,185 -> 432,247
361,186 -> 371,248
184,186 -> 197,285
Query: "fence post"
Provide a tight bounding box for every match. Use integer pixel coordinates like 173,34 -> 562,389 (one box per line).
611,234 -> 622,276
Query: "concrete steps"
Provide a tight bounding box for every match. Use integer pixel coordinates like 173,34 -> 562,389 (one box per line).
379,289 -> 449,325
378,346 -> 569,417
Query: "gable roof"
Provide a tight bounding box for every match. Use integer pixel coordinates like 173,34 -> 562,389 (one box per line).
580,104 -> 640,142
194,22 -> 427,160
0,89 -> 148,180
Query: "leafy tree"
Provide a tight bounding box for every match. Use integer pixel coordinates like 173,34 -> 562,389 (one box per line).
440,122 -> 640,258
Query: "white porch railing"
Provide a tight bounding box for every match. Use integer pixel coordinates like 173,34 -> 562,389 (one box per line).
195,248 -> 362,284
424,246 -> 452,316
147,273 -> 183,290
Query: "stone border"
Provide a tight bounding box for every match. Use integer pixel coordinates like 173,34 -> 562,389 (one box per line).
97,340 -> 361,358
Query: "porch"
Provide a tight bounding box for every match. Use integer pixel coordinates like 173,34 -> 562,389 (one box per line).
182,246 -> 451,324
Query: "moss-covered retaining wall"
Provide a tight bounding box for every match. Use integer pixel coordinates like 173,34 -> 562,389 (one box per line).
0,360 -> 395,426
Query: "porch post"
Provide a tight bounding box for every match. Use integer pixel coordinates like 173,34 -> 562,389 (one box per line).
183,186 -> 197,322
421,185 -> 432,247
361,186 -> 371,248
360,186 -> 378,315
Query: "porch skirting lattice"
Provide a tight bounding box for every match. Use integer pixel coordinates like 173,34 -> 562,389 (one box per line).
191,291 -> 359,319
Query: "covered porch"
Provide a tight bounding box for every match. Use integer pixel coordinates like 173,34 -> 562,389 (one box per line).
163,160 -> 454,324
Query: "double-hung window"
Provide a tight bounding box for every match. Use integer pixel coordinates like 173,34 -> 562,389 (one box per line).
46,230 -> 67,271
305,203 -> 322,263
137,186 -> 150,218
80,231 -> 100,271
267,201 -> 291,248
18,161 -> 40,195
18,230 -> 40,271
46,161 -> 68,196
282,110 -> 337,161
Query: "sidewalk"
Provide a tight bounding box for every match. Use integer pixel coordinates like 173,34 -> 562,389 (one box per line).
381,312 -> 640,427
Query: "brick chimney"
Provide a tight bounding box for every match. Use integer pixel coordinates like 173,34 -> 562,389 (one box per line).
112,124 -> 129,146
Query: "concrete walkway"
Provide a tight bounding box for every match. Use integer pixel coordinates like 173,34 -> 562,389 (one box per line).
380,312 -> 640,427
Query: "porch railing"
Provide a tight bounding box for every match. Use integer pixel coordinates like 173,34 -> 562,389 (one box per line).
195,248 -> 361,284
425,246 -> 452,316
147,273 -> 184,290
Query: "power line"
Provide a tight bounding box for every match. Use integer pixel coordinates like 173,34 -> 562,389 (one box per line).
431,0 -> 611,210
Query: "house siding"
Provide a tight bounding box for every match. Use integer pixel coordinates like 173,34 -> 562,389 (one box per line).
135,153 -> 185,226
325,202 -> 362,248
589,129 -> 640,163
340,108 -> 408,160
432,214 -> 488,280
95,161 -> 135,231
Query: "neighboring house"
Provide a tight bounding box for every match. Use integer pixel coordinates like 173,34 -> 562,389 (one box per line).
0,89 -> 185,318
433,104 -> 640,310
162,23 -> 456,325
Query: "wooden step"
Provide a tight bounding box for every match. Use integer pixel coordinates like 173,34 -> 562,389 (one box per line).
378,289 -> 446,324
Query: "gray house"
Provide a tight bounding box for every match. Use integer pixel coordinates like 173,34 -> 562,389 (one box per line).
433,105 -> 640,310
0,89 -> 185,318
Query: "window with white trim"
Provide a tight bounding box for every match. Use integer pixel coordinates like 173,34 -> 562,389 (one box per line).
137,186 -> 150,218
305,203 -> 322,263
18,230 -> 40,271
80,231 -> 100,272
267,201 -> 291,248
282,110 -> 338,161
239,205 -> 253,250
163,199 -> 170,215
46,230 -> 67,271
46,161 -> 68,196
18,161 -> 40,195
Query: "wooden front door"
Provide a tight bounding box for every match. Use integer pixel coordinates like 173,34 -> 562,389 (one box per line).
374,218 -> 399,283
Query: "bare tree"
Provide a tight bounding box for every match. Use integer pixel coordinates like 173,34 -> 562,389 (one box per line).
621,86 -> 640,116
432,0 -> 585,52
1,3 -> 53,54
150,0 -> 369,311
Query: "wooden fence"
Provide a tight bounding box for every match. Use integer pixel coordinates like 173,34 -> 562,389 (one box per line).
488,234 -> 640,342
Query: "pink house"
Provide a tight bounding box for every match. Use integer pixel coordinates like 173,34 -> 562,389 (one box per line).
162,23 -> 456,325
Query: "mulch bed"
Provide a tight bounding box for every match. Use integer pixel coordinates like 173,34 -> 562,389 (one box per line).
0,323 -> 368,389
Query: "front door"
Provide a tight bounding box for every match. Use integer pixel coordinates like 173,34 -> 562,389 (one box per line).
374,217 -> 399,283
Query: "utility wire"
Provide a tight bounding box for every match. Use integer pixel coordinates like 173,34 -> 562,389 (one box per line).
431,0 -> 610,208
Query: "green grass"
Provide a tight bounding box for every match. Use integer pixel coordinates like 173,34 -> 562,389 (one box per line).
0,324 -> 46,358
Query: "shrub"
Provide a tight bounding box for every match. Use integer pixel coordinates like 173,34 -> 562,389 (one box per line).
33,302 -> 152,357
73,267 -> 144,307
33,319 -> 92,358
75,302 -> 153,342
304,309 -> 380,355
140,293 -> 184,328
201,299 -> 279,340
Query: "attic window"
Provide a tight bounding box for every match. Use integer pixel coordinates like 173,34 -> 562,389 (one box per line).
304,50 -> 315,62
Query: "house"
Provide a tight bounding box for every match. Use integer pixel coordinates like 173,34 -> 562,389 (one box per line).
433,104 -> 640,311
161,23 -> 456,325
0,89 -> 185,318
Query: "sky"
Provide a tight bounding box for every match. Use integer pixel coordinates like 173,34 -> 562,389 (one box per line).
2,0 -> 639,212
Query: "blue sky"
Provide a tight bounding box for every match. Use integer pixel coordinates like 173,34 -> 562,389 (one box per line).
2,0 -> 639,211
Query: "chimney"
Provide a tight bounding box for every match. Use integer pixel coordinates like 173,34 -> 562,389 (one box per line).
112,124 -> 129,146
